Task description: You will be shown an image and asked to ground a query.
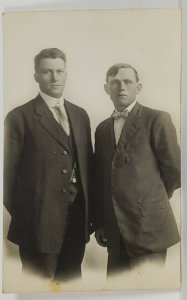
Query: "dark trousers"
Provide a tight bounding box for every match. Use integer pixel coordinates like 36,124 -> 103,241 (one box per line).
105,195 -> 167,276
107,241 -> 167,276
19,190 -> 86,282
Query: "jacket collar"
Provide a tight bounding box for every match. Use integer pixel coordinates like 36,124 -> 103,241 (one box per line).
64,100 -> 81,147
34,95 -> 85,155
34,94 -> 70,151
115,101 -> 143,150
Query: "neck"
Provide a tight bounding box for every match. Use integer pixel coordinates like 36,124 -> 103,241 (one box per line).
114,100 -> 136,112
114,106 -> 128,112
40,91 -> 63,99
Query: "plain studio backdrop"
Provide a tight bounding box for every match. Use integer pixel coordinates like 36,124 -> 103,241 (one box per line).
3,9 -> 181,293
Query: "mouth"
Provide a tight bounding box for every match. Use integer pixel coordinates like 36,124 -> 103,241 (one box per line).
118,94 -> 127,97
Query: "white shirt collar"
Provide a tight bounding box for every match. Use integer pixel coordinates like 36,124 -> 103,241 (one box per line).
115,100 -> 137,114
40,91 -> 64,108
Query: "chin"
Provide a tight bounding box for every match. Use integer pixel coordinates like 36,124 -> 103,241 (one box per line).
50,92 -> 62,98
119,98 -> 134,106
119,100 -> 130,107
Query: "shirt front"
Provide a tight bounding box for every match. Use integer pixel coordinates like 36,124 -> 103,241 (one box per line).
40,91 -> 70,135
113,100 -> 136,145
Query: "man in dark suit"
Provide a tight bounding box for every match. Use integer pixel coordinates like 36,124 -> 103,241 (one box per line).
4,48 -> 93,281
94,63 -> 180,275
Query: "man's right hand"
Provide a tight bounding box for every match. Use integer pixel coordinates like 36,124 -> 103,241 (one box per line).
95,228 -> 107,247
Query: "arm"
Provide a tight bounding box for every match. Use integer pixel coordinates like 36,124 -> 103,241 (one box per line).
4,110 -> 25,215
84,111 -> 95,234
151,112 -> 180,198
93,126 -> 107,247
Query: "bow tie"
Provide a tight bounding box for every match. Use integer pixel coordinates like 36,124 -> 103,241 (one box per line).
111,110 -> 129,120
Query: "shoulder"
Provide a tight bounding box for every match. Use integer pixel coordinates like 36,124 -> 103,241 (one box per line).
65,99 -> 90,119
139,105 -> 177,139
142,105 -> 170,118
96,117 -> 111,128
95,117 -> 111,135
65,100 -> 92,129
65,99 -> 87,114
5,98 -> 37,122
141,105 -> 172,125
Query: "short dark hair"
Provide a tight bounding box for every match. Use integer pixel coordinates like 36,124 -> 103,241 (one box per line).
106,63 -> 139,82
34,48 -> 66,71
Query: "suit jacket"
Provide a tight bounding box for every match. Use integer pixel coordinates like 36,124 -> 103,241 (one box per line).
4,94 -> 93,253
94,102 -> 180,256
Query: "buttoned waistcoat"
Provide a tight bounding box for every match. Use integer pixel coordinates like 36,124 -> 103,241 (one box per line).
4,95 -> 93,253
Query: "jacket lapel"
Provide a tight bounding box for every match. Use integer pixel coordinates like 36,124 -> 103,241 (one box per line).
116,102 -> 143,151
105,117 -> 116,163
34,95 -> 70,151
64,100 -> 90,193
64,100 -> 83,157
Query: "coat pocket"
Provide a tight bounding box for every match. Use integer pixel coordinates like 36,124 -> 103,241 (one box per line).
139,199 -> 169,217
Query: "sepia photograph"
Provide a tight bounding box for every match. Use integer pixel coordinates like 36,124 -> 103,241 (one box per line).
2,8 -> 181,294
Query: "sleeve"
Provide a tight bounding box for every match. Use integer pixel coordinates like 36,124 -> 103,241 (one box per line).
151,111 -> 181,198
83,111 -> 95,234
93,125 -> 105,229
4,110 -> 25,215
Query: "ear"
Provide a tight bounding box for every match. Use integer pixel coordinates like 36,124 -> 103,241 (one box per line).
34,72 -> 39,83
104,83 -> 109,95
136,83 -> 142,94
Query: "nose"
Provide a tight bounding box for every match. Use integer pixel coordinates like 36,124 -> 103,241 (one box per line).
51,71 -> 58,81
119,81 -> 126,90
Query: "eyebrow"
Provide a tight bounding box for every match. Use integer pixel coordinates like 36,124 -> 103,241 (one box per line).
41,68 -> 65,71
110,78 -> 133,82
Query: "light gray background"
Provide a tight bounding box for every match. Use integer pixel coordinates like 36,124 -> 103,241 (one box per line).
0,0 -> 187,299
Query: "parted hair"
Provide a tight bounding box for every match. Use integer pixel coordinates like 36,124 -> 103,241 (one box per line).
106,63 -> 139,82
34,48 -> 66,71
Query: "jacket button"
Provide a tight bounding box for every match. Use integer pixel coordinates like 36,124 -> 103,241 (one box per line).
62,150 -> 68,155
62,169 -> 68,174
138,198 -> 142,204
62,188 -> 66,193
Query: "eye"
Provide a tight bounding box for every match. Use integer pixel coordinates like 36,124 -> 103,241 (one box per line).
42,70 -> 50,74
125,80 -> 132,84
110,80 -> 119,86
57,69 -> 65,74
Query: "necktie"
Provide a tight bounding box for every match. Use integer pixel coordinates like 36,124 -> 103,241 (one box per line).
54,103 -> 70,136
111,110 -> 129,120
111,110 -> 129,144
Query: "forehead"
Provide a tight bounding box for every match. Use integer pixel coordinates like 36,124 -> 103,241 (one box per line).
108,67 -> 136,81
38,58 -> 66,70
